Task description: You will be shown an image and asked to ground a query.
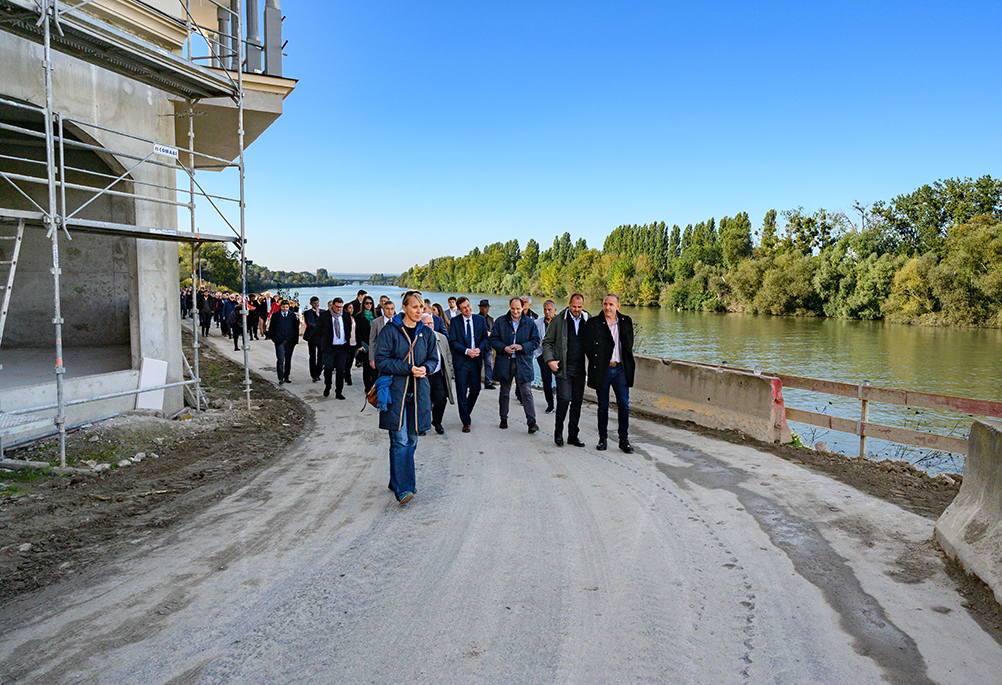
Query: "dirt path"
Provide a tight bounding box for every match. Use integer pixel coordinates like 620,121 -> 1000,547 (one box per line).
1,326 -> 1000,684
0,332 -> 311,601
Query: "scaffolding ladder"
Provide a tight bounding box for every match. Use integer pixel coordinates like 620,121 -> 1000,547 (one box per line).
0,218 -> 52,453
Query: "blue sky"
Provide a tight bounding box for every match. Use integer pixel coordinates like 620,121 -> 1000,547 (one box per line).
237,0 -> 1002,275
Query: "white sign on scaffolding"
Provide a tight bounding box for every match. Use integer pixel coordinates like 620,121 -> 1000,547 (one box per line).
154,144 -> 178,159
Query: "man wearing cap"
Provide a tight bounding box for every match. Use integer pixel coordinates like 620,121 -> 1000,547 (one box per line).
478,299 -> 495,389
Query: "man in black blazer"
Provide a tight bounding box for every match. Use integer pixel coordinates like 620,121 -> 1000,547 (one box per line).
303,296 -> 323,382
584,293 -> 636,453
318,297 -> 352,399
447,296 -> 489,432
268,299 -> 300,384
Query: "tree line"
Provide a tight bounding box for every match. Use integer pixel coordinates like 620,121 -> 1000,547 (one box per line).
178,245 -> 386,293
396,176 -> 1002,327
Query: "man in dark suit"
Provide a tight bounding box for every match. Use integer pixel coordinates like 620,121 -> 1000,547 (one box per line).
318,297 -> 352,399
542,293 -> 589,447
268,299 -> 300,384
447,296 -> 488,433
584,293 -> 636,453
303,296 -> 323,382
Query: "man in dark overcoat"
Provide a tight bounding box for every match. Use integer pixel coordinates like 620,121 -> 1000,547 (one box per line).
584,293 -> 636,453
542,293 -> 590,447
489,297 -> 541,433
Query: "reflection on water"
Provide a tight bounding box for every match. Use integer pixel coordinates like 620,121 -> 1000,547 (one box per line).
297,285 -> 1000,473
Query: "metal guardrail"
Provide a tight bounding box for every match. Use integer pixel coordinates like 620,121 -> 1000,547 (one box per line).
672,360 -> 1002,457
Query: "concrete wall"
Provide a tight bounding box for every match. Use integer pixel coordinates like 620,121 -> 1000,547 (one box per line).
0,369 -> 141,437
0,32 -> 182,413
586,356 -> 792,444
935,419 -> 1002,605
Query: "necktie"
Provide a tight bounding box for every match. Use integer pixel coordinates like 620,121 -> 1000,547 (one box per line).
334,314 -> 341,339
467,319 -> 473,347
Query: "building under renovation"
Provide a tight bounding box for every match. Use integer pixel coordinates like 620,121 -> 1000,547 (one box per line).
0,0 -> 295,461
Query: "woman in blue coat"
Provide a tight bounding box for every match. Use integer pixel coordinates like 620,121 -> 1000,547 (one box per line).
489,297 -> 541,433
374,291 -> 440,504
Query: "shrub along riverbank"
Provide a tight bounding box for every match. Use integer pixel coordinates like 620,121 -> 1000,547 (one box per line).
397,176 -> 1002,327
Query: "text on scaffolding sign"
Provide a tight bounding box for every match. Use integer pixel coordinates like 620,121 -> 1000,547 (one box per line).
154,144 -> 178,159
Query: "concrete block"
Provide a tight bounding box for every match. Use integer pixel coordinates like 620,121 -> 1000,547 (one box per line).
627,357 -> 792,444
935,418 -> 1002,604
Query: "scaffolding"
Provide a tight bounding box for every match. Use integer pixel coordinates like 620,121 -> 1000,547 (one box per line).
0,0 -> 279,466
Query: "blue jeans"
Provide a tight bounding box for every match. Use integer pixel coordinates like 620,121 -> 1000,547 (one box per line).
388,396 -> 418,499
596,364 -> 630,442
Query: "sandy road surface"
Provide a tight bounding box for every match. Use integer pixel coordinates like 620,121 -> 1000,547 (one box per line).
1,332 -> 1000,684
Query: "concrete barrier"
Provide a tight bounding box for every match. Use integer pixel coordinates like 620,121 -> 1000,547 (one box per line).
935,418 -> 1002,604
0,369 -> 140,442
585,356 -> 792,444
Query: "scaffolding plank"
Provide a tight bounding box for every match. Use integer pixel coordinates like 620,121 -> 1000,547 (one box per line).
67,218 -> 239,244
0,211 -> 237,244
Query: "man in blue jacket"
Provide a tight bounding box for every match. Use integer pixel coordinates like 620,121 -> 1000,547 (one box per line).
447,296 -> 489,433
489,297 -> 540,434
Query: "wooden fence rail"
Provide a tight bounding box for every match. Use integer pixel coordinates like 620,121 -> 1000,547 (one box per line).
669,360 -> 1002,457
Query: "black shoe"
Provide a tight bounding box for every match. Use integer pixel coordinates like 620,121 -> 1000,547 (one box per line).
312,377 -> 319,383
620,441 -> 635,454
346,378 -> 353,386
484,383 -> 495,390
528,422 -> 539,434
284,378 -> 291,383
418,431 -> 427,437
336,393 -> 346,400
554,436 -> 564,447
278,378 -> 286,385
323,386 -> 331,397
597,439 -> 607,451
462,424 -> 471,433
434,424 -> 445,434
499,419 -> 508,429
568,437 -> 585,447
545,406 -> 554,414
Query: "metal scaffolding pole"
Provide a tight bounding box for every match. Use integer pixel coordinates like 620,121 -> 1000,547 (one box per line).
188,98 -> 202,412
236,0 -> 252,411
40,0 -> 69,467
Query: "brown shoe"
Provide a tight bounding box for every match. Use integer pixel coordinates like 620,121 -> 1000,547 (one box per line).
462,424 -> 471,433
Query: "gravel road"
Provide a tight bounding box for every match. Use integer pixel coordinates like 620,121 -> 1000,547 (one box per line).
1,333 -> 1000,684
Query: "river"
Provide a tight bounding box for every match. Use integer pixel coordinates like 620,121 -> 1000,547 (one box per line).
287,284 -> 1001,473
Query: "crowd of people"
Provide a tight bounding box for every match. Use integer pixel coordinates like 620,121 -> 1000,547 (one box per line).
184,286 -> 636,507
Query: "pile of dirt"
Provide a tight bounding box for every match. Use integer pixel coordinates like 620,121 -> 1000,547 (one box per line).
0,335 -> 312,603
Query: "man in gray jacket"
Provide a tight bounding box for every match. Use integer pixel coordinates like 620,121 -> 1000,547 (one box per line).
541,293 -> 589,447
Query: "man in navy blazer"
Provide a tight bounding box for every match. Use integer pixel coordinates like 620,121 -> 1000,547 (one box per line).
447,296 -> 489,432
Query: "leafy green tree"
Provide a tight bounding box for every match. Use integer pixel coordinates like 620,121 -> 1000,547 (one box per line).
721,211 -> 753,268
752,252 -> 819,315
872,175 -> 1002,254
